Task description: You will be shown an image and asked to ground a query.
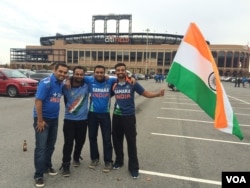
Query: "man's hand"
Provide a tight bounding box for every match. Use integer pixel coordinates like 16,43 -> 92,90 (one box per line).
159,89 -> 165,97
64,78 -> 71,89
130,77 -> 136,85
36,120 -> 47,132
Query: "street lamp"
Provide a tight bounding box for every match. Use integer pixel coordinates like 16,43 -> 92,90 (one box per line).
145,28 -> 150,75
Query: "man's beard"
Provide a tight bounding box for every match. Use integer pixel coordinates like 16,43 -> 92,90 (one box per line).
117,74 -> 126,79
74,78 -> 82,84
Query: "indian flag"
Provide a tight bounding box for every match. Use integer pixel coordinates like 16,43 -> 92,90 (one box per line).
166,23 -> 243,140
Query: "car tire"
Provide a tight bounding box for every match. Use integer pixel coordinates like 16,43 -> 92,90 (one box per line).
7,86 -> 18,97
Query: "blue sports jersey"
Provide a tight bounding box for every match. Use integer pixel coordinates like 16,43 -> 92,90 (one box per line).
84,76 -> 116,113
33,74 -> 64,119
113,82 -> 145,115
63,82 -> 89,120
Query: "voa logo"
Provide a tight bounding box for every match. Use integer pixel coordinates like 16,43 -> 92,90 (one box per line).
226,176 -> 246,184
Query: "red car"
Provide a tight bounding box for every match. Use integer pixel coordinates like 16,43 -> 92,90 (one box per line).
0,68 -> 38,97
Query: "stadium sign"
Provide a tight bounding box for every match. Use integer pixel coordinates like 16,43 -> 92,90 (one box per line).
105,36 -> 129,43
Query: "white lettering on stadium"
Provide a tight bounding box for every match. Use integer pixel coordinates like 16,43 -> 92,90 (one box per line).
105,36 -> 129,43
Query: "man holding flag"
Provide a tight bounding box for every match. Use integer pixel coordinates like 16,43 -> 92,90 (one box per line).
166,22 -> 243,140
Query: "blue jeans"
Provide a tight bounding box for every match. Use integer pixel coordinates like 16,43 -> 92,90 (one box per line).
88,112 -> 113,163
33,118 -> 58,179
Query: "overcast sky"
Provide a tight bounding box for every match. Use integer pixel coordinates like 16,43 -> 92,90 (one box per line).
0,0 -> 249,64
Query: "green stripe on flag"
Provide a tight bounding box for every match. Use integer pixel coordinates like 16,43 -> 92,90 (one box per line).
233,114 -> 244,140
167,62 -> 216,119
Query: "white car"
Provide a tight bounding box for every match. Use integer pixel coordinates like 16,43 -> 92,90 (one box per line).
107,69 -> 132,77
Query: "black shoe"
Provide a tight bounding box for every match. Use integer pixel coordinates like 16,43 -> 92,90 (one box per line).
47,167 -> 58,176
130,170 -> 139,179
88,159 -> 100,169
103,162 -> 113,173
62,167 -> 70,177
35,177 -> 45,187
60,163 -> 70,177
112,162 -> 123,170
73,160 -> 80,167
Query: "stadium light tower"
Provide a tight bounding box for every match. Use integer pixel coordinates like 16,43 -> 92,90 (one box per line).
145,28 -> 150,74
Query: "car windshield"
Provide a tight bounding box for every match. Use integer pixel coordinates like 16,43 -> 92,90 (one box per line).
2,69 -> 27,78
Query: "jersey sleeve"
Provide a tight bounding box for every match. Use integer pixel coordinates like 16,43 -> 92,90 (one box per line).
134,82 -> 145,95
35,81 -> 50,100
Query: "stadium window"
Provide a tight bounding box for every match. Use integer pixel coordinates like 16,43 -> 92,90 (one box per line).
225,51 -> 233,68
111,51 -> 116,61
233,52 -> 239,68
104,51 -> 109,61
157,52 -> 163,66
79,51 -> 84,61
117,51 -> 122,61
98,51 -> 103,61
123,51 -> 129,62
73,51 -> 78,64
67,51 -> 72,64
137,52 -> 142,62
92,51 -> 96,61
217,51 -> 225,67
130,52 -> 136,62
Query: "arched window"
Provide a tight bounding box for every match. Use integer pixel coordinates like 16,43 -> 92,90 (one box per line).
225,51 -> 233,68
218,51 -> 225,67
233,52 -> 239,68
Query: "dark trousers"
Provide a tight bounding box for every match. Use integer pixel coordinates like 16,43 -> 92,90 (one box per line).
62,119 -> 88,163
88,112 -> 113,163
112,114 -> 139,172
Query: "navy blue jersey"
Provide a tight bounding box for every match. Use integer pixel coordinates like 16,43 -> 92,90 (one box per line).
113,82 -> 145,115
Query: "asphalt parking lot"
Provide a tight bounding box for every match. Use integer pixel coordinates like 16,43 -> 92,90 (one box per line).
0,80 -> 250,188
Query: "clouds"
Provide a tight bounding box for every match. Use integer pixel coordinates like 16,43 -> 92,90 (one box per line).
0,0 -> 250,64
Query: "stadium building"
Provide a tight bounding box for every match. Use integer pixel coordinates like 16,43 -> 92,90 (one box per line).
10,14 -> 250,76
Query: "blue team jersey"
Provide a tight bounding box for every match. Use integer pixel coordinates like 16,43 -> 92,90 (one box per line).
63,83 -> 89,120
113,82 -> 145,115
84,76 -> 116,113
33,74 -> 64,119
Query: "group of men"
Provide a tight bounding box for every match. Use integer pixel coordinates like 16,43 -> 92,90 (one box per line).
33,62 -> 165,187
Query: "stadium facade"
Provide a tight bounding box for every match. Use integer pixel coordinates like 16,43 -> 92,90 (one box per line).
10,14 -> 250,76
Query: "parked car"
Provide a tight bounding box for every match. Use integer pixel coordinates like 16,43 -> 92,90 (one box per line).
133,73 -> 146,80
30,72 -> 51,83
85,71 -> 94,76
17,69 -> 36,78
167,83 -> 178,91
0,68 -> 38,97
35,69 -> 53,73
68,70 -> 73,77
107,69 -> 132,77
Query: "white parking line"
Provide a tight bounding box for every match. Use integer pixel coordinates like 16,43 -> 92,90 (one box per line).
157,117 -> 250,127
139,169 -> 221,185
161,107 -> 202,112
163,98 -> 191,100
161,107 -> 250,116
163,102 -> 197,105
0,97 -> 33,100
151,133 -> 250,146
228,95 -> 250,105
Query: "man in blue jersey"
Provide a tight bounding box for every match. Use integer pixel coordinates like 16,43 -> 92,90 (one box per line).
84,65 -> 116,173
60,66 -> 89,177
33,62 -> 69,187
112,62 -> 165,179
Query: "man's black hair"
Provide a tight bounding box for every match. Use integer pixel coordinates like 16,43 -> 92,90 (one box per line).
73,66 -> 86,74
54,62 -> 69,70
94,65 -> 105,72
114,62 -> 126,69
